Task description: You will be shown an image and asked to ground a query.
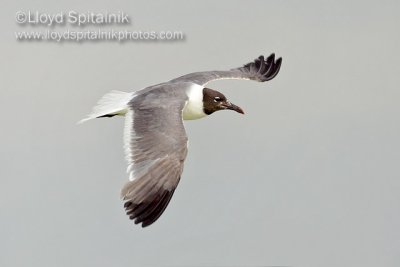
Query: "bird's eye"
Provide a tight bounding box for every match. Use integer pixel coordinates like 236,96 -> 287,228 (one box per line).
214,96 -> 221,102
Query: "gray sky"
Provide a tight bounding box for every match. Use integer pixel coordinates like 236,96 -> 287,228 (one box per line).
1,1 -> 399,266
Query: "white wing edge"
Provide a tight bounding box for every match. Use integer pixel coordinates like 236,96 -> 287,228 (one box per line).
123,109 -> 162,181
124,109 -> 135,180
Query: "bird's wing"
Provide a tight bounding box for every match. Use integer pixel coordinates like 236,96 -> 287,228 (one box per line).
121,85 -> 188,227
170,53 -> 282,86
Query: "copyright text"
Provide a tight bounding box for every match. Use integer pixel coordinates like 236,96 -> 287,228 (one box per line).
16,11 -> 130,26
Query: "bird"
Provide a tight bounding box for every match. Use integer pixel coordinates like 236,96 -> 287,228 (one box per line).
80,53 -> 282,227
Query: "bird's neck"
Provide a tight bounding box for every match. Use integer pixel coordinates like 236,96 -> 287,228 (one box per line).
182,84 -> 207,120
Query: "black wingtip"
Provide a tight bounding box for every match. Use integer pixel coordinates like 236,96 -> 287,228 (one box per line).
123,188 -> 176,228
241,53 -> 282,82
263,53 -> 282,81
266,56 -> 282,81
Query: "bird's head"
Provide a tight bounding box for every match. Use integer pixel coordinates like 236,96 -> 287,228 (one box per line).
202,88 -> 244,115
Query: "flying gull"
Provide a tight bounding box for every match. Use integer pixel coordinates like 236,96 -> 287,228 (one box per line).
80,53 -> 282,227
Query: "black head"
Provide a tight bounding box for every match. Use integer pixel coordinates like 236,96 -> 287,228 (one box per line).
202,88 -> 244,115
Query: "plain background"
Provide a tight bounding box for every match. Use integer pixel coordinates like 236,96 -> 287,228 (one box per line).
1,1 -> 399,266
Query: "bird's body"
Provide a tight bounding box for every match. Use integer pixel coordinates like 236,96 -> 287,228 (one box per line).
80,54 -> 282,227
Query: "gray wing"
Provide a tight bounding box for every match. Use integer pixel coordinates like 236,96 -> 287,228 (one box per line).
121,84 -> 188,227
170,53 -> 282,86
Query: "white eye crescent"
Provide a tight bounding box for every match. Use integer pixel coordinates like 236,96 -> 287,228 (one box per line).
214,96 -> 221,102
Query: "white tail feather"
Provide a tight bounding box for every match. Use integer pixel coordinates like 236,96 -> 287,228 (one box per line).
79,90 -> 133,124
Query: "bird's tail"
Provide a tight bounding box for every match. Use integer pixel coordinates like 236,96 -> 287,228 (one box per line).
78,90 -> 134,124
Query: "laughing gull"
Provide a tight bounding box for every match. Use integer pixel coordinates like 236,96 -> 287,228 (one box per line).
80,53 -> 282,227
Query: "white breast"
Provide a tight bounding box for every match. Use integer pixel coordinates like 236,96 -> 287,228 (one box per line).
182,84 -> 207,120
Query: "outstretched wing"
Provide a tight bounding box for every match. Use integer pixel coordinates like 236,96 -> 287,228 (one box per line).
170,53 -> 282,86
121,85 -> 188,227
